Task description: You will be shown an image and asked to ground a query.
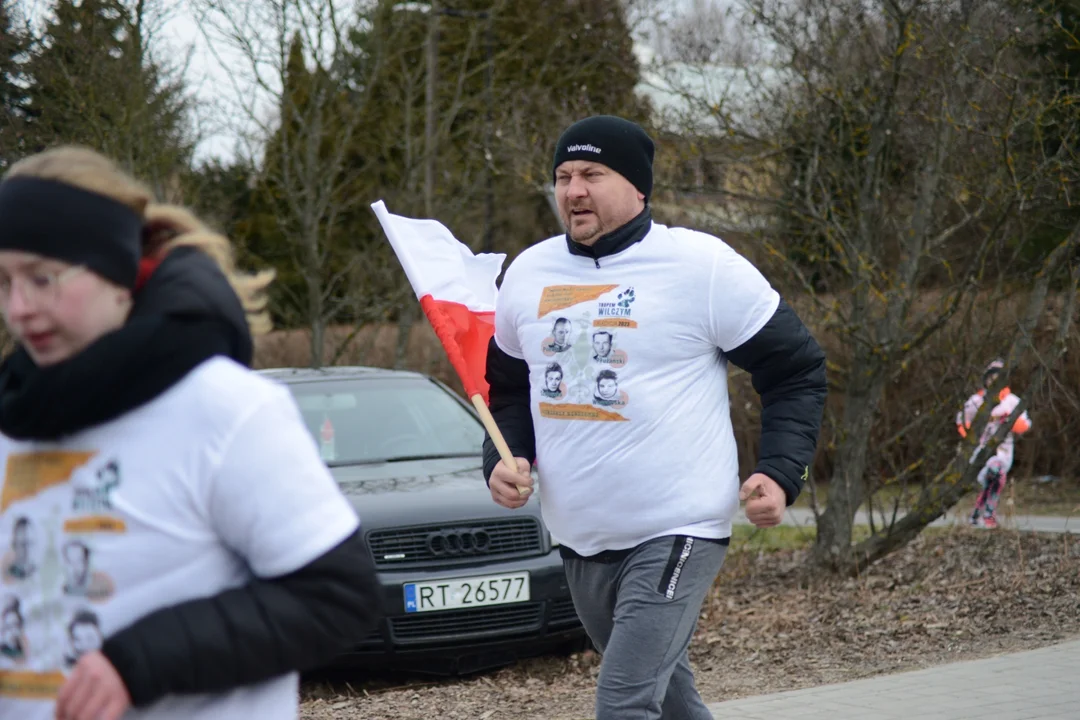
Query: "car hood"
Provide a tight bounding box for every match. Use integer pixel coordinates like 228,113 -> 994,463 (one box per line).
329,456 -> 544,531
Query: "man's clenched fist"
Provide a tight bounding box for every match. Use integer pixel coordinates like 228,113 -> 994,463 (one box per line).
740,473 -> 786,528
489,457 -> 533,509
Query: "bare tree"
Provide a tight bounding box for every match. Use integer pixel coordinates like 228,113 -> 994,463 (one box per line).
645,0 -> 1080,573
194,0 -> 391,367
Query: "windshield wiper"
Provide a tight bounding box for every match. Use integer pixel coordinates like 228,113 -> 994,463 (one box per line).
327,452 -> 483,467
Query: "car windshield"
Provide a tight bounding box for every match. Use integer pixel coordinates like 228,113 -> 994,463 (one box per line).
283,377 -> 486,466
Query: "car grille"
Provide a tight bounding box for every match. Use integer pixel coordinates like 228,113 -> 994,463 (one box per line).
390,603 -> 544,643
357,626 -> 384,648
549,597 -> 580,627
368,518 -> 543,567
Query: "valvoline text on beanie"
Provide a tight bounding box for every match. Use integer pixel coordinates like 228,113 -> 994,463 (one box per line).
552,115 -> 655,200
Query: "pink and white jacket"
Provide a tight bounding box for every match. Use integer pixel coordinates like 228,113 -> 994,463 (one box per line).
957,387 -> 1031,467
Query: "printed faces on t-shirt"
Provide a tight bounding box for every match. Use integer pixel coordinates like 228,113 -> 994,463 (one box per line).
1,450 -> 122,698
533,284 -> 636,422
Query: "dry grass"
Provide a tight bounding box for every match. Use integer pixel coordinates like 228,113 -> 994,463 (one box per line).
253,322 -> 452,377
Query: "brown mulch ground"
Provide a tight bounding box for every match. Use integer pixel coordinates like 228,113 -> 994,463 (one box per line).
300,527 -> 1080,719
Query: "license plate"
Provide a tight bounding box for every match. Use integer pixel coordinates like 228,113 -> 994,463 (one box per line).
403,571 -> 530,613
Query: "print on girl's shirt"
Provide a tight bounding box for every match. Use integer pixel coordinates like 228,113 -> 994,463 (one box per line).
2,452 -> 114,586
1,595 -> 27,664
71,461 -> 119,513
62,609 -> 103,669
0,670 -> 66,700
2,516 -> 36,584
1,452 -> 97,513
65,459 -> 127,534
59,539 -> 114,603
0,449 -> 123,702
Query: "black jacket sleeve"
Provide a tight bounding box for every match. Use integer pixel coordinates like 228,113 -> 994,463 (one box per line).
482,337 -> 536,484
725,298 -> 827,506
101,528 -> 383,708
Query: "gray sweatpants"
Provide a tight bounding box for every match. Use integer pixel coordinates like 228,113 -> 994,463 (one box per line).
563,534 -> 728,720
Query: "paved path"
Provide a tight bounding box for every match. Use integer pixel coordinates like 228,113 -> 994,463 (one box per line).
764,507 -> 1080,535
718,511 -> 1077,718
707,639 -> 1080,719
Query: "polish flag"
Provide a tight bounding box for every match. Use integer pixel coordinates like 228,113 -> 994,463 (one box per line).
371,200 -> 506,405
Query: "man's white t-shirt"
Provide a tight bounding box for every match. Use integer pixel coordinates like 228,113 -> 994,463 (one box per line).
495,222 -> 779,556
0,357 -> 359,720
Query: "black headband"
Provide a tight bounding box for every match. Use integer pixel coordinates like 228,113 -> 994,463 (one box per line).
0,176 -> 143,289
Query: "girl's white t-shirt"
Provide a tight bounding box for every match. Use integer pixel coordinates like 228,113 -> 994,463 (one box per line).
0,357 -> 359,719
495,222 -> 780,556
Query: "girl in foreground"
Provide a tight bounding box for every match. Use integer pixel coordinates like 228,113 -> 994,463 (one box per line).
0,147 -> 382,720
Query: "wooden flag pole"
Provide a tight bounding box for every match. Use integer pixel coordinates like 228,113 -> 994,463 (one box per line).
470,394 -> 531,497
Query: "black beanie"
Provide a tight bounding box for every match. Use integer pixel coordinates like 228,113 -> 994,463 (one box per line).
552,115 -> 655,200
0,176 -> 142,289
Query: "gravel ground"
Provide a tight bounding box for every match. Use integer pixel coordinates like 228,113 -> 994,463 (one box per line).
301,528 -> 1080,719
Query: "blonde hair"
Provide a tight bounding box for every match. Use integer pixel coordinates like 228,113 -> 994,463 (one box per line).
4,146 -> 275,335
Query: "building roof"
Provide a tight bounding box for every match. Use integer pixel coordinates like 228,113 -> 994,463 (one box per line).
633,43 -> 788,134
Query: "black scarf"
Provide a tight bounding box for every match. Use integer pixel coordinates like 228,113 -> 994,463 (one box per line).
0,248 -> 253,442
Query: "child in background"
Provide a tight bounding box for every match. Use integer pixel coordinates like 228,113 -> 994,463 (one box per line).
956,359 -> 1032,528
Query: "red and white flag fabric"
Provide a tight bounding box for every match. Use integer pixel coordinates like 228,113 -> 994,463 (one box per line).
371,200 -> 506,404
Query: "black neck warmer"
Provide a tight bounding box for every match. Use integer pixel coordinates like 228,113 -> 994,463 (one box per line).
0,247 -> 254,441
565,206 -> 652,263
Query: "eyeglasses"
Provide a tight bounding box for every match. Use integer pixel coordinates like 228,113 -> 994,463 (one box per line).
0,265 -> 86,310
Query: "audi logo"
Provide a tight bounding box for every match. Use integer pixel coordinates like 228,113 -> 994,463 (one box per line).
426,528 -> 492,556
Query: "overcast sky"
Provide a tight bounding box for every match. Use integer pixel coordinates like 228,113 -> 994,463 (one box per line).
20,0 -> 744,164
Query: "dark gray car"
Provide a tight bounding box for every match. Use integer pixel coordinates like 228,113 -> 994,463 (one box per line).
259,366 -> 584,674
